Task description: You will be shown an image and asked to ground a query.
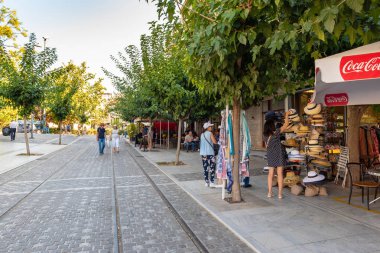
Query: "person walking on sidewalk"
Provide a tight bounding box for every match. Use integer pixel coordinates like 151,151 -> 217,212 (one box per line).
263,110 -> 290,199
9,120 -> 18,141
110,125 -> 120,153
97,123 -> 106,155
200,122 -> 217,188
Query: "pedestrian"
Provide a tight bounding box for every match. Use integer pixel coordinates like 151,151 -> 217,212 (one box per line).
263,110 -> 291,199
97,123 -> 106,155
9,120 -> 18,141
184,131 -> 196,152
200,122 -> 218,188
110,125 -> 120,153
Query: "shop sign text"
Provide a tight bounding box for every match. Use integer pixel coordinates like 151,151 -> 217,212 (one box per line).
325,93 -> 349,106
340,52 -> 380,81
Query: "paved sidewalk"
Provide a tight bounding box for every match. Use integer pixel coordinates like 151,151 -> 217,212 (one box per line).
137,143 -> 380,253
0,134 -> 78,175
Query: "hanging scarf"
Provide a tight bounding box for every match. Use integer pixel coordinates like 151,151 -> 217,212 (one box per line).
217,110 -> 226,179
226,111 -> 234,192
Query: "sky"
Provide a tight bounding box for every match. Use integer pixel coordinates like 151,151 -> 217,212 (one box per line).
5,0 -> 158,92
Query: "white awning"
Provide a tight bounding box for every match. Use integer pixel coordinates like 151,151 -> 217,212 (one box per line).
312,41 -> 380,106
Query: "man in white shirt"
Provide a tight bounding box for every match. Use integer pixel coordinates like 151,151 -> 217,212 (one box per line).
9,120 -> 18,141
184,131 -> 196,152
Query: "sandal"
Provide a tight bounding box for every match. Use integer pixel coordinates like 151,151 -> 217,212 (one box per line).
267,193 -> 273,198
278,195 -> 283,199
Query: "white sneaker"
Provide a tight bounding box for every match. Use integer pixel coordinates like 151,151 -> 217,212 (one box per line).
205,182 -> 209,187
209,182 -> 216,188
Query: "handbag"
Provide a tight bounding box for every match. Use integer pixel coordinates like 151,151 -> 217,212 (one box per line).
203,133 -> 219,156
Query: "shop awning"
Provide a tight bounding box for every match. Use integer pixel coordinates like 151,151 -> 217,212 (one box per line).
312,41 -> 380,106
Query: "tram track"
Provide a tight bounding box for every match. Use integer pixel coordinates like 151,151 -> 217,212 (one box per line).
110,150 -> 123,253
124,144 -> 209,253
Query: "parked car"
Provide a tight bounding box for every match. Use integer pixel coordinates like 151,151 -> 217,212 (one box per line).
17,120 -> 37,133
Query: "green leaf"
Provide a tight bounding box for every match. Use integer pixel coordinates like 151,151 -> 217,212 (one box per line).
313,24 -> 325,41
238,33 -> 247,45
247,31 -> 257,44
346,0 -> 364,13
302,20 -> 313,33
333,20 -> 345,39
345,26 -> 356,45
240,8 -> 250,19
324,14 -> 336,33
275,0 -> 281,7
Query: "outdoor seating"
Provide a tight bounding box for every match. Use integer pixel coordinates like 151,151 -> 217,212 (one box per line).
346,162 -> 380,210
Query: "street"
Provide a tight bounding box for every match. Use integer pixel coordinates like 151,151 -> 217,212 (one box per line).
0,135 -> 252,253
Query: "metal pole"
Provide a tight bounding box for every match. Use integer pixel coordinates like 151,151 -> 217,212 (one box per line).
344,106 -> 348,146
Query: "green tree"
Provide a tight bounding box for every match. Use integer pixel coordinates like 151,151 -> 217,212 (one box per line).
0,0 -> 27,43
0,33 -> 57,155
48,63 -> 81,145
148,0 -> 380,198
105,23 -> 220,164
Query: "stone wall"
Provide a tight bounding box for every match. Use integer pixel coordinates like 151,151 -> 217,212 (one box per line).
246,104 -> 265,150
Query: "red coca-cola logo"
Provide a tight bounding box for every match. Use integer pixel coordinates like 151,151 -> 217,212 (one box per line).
340,52 -> 380,81
325,93 -> 349,106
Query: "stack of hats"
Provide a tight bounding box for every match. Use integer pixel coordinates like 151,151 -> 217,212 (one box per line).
296,124 -> 310,136
306,139 -> 324,155
310,114 -> 325,126
283,171 -> 300,187
287,150 -> 305,162
288,109 -> 301,123
281,138 -> 299,148
304,103 -> 322,115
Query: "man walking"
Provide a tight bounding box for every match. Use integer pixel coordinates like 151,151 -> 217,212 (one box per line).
97,123 -> 106,155
9,120 -> 18,141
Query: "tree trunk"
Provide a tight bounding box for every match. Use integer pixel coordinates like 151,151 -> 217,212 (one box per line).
347,105 -> 368,184
59,121 -> 62,145
23,115 -> 30,155
231,97 -> 242,202
167,120 -> 170,150
175,118 -> 182,165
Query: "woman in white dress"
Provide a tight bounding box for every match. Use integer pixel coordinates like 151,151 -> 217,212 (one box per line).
110,125 -> 120,153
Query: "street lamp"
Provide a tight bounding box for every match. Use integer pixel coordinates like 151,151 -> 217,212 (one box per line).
31,36 -> 49,139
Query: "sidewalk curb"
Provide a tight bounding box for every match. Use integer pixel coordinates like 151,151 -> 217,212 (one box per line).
127,139 -> 261,253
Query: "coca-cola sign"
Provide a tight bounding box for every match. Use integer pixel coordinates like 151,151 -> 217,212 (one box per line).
325,93 -> 349,106
340,52 -> 380,81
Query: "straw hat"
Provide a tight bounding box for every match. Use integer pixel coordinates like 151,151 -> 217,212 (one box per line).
290,115 -> 301,122
308,139 -> 319,145
291,185 -> 304,195
305,185 -> 319,197
303,171 -> 325,184
281,138 -> 298,147
319,186 -> 328,196
284,171 -> 300,187
308,154 -> 328,160
311,159 -> 332,167
298,125 -> 310,132
304,103 -> 322,115
309,129 -> 320,140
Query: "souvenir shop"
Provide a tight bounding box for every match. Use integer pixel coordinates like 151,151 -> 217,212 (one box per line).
278,41 -> 380,199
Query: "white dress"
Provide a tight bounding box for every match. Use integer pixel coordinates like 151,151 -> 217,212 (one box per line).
111,129 -> 120,148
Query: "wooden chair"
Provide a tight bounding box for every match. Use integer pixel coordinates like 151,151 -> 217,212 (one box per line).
346,162 -> 380,210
